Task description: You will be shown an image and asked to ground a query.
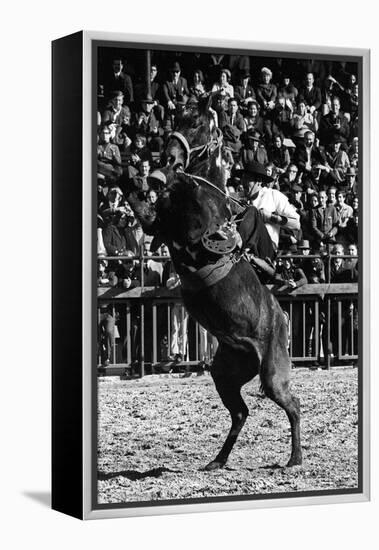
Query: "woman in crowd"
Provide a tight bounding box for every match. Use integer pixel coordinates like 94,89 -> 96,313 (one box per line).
189,69 -> 207,99
211,68 -> 234,99
268,133 -> 291,175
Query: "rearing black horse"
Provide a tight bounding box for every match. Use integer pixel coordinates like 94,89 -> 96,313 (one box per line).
127,101 -> 302,470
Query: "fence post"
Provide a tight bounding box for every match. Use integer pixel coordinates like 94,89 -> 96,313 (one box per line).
139,247 -> 145,378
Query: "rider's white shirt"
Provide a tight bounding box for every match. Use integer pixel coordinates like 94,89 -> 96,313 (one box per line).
253,187 -> 300,247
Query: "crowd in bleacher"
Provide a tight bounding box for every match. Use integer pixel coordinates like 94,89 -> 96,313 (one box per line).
96,50 -> 359,368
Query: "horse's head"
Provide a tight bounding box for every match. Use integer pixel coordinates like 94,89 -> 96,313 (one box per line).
156,172 -> 231,248
164,95 -> 215,172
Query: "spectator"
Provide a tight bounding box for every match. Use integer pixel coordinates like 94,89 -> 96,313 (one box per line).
344,243 -> 358,270
279,164 -> 300,195
345,166 -> 358,203
222,124 -> 243,163
298,240 -> 326,283
135,97 -> 164,153
130,159 -> 151,193
97,125 -> 122,184
345,208 -> 358,245
163,61 -> 190,118
294,131 -> 328,191
348,137 -> 359,168
103,57 -> 134,105
240,130 -> 268,167
311,190 -> 339,249
276,252 -> 308,290
291,100 -> 318,145
98,259 -> 118,288
125,133 -> 153,179
270,95 -> 294,137
319,96 -> 350,146
211,68 -> 234,98
98,302 -> 116,367
135,63 -> 164,122
219,97 -> 246,133
321,75 -> 344,115
189,69 -> 207,99
278,74 -> 298,109
143,240 -> 163,286
166,270 -> 188,363
102,90 -> 130,127
243,99 -> 265,136
301,192 -> 319,245
298,72 -> 322,114
99,186 -> 125,224
329,242 -> 344,277
327,186 -> 337,207
147,189 -> 158,206
256,67 -> 277,116
102,211 -> 129,257
112,105 -> 133,151
268,134 -> 290,175
234,70 -> 256,107
335,189 -> 353,231
325,135 -> 350,185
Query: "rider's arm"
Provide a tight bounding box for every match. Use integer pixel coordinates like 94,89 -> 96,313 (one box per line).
271,190 -> 300,231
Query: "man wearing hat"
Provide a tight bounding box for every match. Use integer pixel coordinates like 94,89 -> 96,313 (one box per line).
325,134 -> 350,185
135,97 -> 164,153
234,70 -> 256,106
345,166 -> 358,199
222,124 -> 243,159
241,129 -> 268,167
163,62 -> 189,113
236,161 -> 300,271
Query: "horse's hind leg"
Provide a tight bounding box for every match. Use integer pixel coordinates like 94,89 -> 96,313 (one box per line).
204,344 -> 257,471
261,315 -> 302,467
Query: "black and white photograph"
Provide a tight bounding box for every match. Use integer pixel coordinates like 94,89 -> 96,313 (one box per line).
94,39 -> 364,509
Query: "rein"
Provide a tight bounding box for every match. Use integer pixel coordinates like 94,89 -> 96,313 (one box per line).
170,127 -> 223,169
181,171 -> 245,213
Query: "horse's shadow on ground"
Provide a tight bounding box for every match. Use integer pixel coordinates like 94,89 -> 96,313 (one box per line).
248,463 -> 283,471
98,466 -> 179,481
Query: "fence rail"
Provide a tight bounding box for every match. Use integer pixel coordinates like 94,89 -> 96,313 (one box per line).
97,282 -> 358,377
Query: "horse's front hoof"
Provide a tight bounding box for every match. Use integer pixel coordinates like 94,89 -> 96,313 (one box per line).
286,455 -> 302,467
203,460 -> 226,472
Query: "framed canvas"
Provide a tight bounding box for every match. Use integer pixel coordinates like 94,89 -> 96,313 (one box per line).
52,31 -> 370,520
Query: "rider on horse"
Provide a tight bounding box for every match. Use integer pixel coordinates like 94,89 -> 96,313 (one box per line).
234,160 -> 300,281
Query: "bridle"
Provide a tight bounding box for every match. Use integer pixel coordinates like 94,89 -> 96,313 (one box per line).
169,126 -> 223,170
168,124 -> 245,256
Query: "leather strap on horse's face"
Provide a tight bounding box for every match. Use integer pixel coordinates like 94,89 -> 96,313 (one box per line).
170,127 -> 223,170
169,131 -> 191,169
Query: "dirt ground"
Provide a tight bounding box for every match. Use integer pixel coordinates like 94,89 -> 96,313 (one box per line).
97,367 -> 359,505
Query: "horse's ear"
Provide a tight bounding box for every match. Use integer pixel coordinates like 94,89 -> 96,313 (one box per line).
197,93 -> 213,116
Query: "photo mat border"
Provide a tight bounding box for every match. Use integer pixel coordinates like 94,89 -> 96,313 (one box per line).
82,31 -> 370,520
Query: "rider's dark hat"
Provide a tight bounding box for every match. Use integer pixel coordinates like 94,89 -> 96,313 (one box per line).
238,160 -> 273,183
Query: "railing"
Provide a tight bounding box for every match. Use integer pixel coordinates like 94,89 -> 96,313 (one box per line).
97,252 -> 358,376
